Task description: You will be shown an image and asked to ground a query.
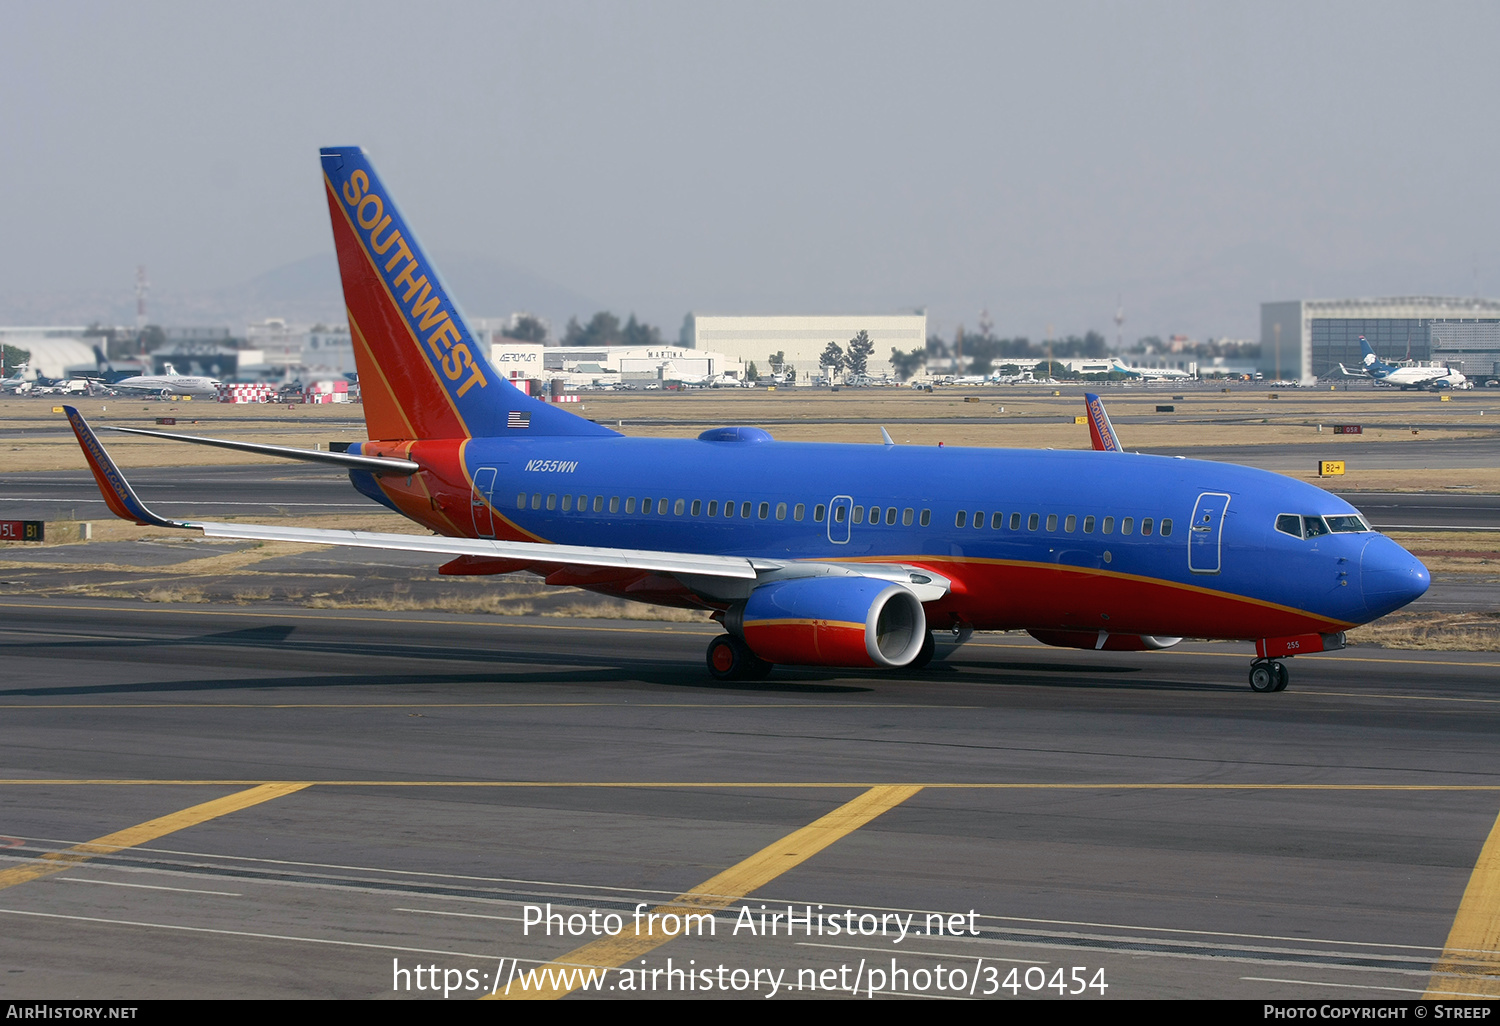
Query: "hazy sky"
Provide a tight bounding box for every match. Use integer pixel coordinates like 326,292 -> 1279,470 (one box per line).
4,1 -> 1498,341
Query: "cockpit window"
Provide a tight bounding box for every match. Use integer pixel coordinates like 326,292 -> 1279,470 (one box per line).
1275,514 -> 1302,538
1324,515 -> 1370,533
1303,516 -> 1330,537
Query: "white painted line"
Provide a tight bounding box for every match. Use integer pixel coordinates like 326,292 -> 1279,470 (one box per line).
60,877 -> 242,897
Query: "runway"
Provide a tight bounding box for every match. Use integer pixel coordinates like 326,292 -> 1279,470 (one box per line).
1,597 -> 1497,999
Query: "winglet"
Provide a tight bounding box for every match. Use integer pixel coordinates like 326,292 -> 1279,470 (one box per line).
880,427 -> 895,446
62,406 -> 186,528
1083,393 -> 1121,452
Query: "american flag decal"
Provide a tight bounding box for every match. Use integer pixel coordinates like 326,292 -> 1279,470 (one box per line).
507,411 -> 531,429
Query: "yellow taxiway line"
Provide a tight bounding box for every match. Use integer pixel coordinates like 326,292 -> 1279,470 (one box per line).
0,782 -> 308,892
491,784 -> 923,1000
1426,808 -> 1500,998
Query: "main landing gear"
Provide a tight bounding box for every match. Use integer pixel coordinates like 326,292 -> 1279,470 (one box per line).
1248,659 -> 1289,693
706,634 -> 774,682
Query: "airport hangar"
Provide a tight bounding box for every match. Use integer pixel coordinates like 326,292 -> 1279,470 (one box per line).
682,313 -> 929,381
1260,296 -> 1500,384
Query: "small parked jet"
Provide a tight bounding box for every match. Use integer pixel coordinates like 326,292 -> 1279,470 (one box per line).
62,147 -> 1430,692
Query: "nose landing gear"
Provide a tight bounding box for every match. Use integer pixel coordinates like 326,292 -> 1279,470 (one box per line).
1248,632 -> 1346,693
1249,659 -> 1289,693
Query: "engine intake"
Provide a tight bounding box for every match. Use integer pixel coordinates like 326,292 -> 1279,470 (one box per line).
726,577 -> 927,668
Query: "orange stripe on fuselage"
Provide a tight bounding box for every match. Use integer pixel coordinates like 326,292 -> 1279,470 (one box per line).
868,555 -> 1354,638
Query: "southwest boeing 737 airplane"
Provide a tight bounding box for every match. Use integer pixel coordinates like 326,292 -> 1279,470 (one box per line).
62,147 -> 1431,693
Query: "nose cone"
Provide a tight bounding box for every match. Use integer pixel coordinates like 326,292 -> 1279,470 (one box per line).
1360,535 -> 1430,619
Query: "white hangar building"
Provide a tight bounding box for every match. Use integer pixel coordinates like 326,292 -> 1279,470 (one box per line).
683,314 -> 928,380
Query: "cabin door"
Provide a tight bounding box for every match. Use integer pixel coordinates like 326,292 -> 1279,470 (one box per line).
1188,492 -> 1230,574
827,495 -> 853,544
471,466 -> 497,539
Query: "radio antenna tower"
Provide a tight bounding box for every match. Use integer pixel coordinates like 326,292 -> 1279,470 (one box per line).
135,265 -> 150,332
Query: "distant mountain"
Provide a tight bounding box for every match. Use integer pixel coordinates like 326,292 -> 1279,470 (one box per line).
0,253 -> 601,336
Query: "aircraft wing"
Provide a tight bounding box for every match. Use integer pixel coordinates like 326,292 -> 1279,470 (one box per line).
63,405 -> 954,601
63,406 -> 771,581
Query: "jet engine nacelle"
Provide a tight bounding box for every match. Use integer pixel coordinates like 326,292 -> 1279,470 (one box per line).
1027,629 -> 1183,652
726,577 -> 928,668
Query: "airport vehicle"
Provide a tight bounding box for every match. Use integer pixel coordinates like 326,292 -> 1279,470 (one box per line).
1340,336 -> 1469,391
106,362 -> 221,398
62,146 -> 1430,692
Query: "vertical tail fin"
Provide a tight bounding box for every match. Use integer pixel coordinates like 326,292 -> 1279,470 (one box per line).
319,147 -> 615,441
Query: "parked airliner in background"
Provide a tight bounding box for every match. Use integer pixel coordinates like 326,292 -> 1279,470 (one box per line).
106,362 -> 221,398
63,147 -> 1430,693
1339,336 -> 1469,390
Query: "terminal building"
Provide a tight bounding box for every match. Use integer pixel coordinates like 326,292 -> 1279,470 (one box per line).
682,314 -> 928,381
1261,297 -> 1500,383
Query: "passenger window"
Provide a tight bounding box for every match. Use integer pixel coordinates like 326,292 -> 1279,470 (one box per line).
593,496 -> 604,512
1064,515 -> 1076,532
740,501 -> 752,519
794,503 -> 806,521
708,500 -> 719,517
1142,517 -> 1153,536
956,510 -> 968,528
725,501 -> 735,518
1304,516 -> 1329,537
546,494 -> 557,510
854,506 -> 866,525
691,499 -> 701,516
1028,513 -> 1039,530
674,499 -> 685,515
1275,514 -> 1302,537
815,504 -> 827,522
991,511 -> 1003,529
758,502 -> 769,519
609,496 -> 620,513
903,508 -> 914,526
561,494 -> 572,511
973,512 -> 983,530
625,497 -> 637,514
833,505 -> 845,523
642,497 -> 652,513
658,499 -> 669,515
776,502 -> 787,520
1102,516 -> 1114,534
886,507 -> 897,525
1046,514 -> 1057,531
920,509 -> 931,527
869,505 -> 881,523
516,493 -> 526,510
1160,518 -> 1172,537
531,493 -> 541,510
1083,515 -> 1095,533
1121,517 -> 1134,535
1009,512 -> 1021,530
578,494 -> 587,510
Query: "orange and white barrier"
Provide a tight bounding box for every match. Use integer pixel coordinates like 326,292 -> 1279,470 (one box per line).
217,383 -> 275,404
